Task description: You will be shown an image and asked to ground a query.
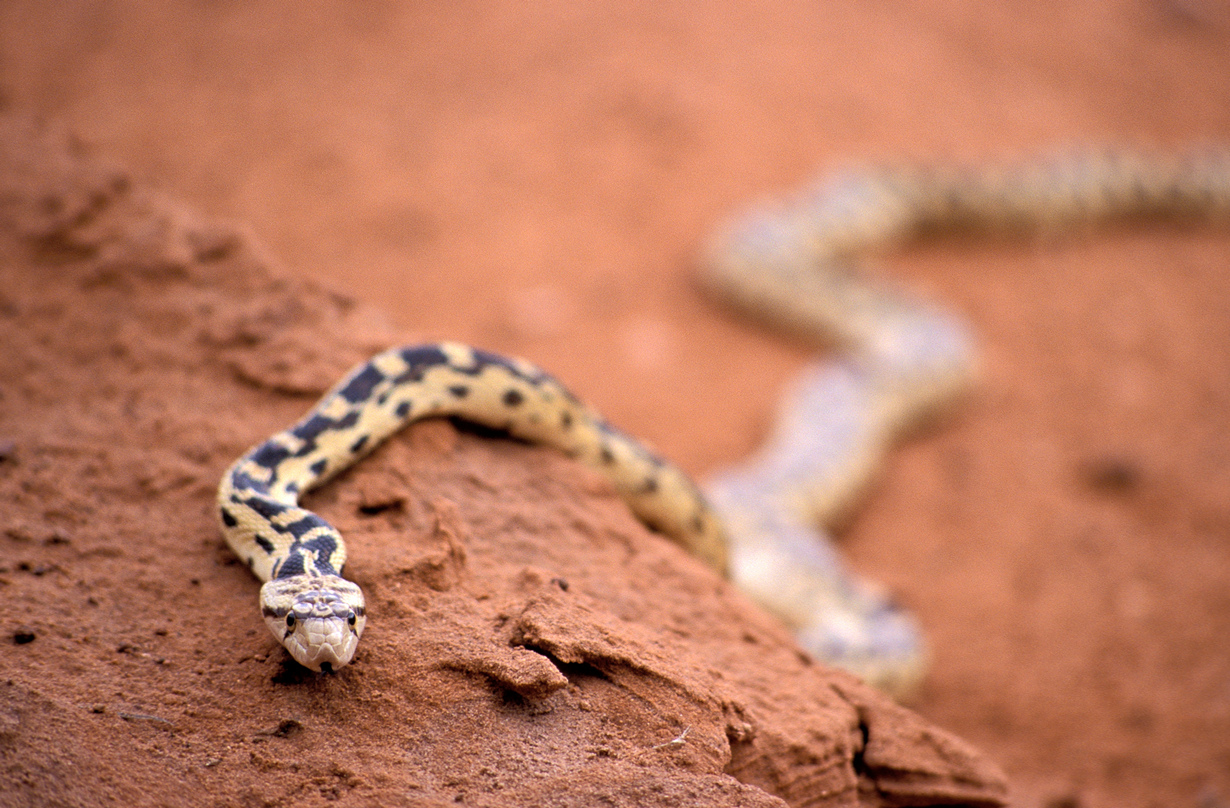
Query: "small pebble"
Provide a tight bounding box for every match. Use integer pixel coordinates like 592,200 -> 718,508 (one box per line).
1080,456 -> 1140,493
256,718 -> 303,738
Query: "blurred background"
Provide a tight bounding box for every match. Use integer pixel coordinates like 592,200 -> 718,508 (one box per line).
3,3 -> 1227,806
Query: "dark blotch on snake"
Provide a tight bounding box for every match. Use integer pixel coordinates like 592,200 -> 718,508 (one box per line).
394,400 -> 412,418
292,414 -> 336,444
296,535 -> 340,573
275,552 -> 305,578
219,507 -> 238,528
448,384 -> 469,398
502,389 -> 524,407
254,534 -> 275,554
399,344 -> 451,373
350,435 -> 368,454
249,443 -> 291,470
277,514 -> 333,540
286,411 -> 359,459
231,470 -> 268,496
244,496 -> 290,521
560,410 -> 573,429
309,458 -> 328,476
338,363 -> 386,404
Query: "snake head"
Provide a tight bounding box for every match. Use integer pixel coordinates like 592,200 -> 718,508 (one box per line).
259,574 -> 367,672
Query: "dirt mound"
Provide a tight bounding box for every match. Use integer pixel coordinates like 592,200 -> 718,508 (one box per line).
0,119 -> 1007,807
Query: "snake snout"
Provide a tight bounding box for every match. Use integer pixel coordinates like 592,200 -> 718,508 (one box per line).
293,615 -> 359,671
259,575 -> 367,671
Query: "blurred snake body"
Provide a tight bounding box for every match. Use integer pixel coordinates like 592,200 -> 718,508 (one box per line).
219,146 -> 1229,694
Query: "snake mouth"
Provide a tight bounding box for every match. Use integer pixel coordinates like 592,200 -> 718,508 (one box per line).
278,615 -> 359,671
264,620 -> 365,672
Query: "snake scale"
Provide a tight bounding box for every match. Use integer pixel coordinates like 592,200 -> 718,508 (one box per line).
219,145 -> 1229,695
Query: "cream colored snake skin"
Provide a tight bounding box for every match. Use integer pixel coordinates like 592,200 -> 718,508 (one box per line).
219,146 -> 1228,697
700,145 -> 1229,695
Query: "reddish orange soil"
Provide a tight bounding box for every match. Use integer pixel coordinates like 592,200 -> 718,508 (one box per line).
1,3 -> 1229,807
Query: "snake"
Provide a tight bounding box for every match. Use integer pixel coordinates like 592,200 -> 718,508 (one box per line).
218,145 -> 1229,694
218,342 -> 728,672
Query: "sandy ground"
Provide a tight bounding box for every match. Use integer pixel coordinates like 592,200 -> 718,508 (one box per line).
1,2 -> 1229,807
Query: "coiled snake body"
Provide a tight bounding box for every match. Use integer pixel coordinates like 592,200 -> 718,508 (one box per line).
219,146 -> 1229,694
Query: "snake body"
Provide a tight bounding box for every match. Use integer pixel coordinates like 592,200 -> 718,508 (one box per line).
218,342 -> 726,671
219,146 -> 1229,692
700,145 -> 1229,694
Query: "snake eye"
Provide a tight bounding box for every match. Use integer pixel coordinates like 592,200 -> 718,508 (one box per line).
285,613 -> 296,629
347,614 -> 357,627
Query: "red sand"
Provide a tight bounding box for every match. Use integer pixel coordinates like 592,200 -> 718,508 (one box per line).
1,3 -> 1228,807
